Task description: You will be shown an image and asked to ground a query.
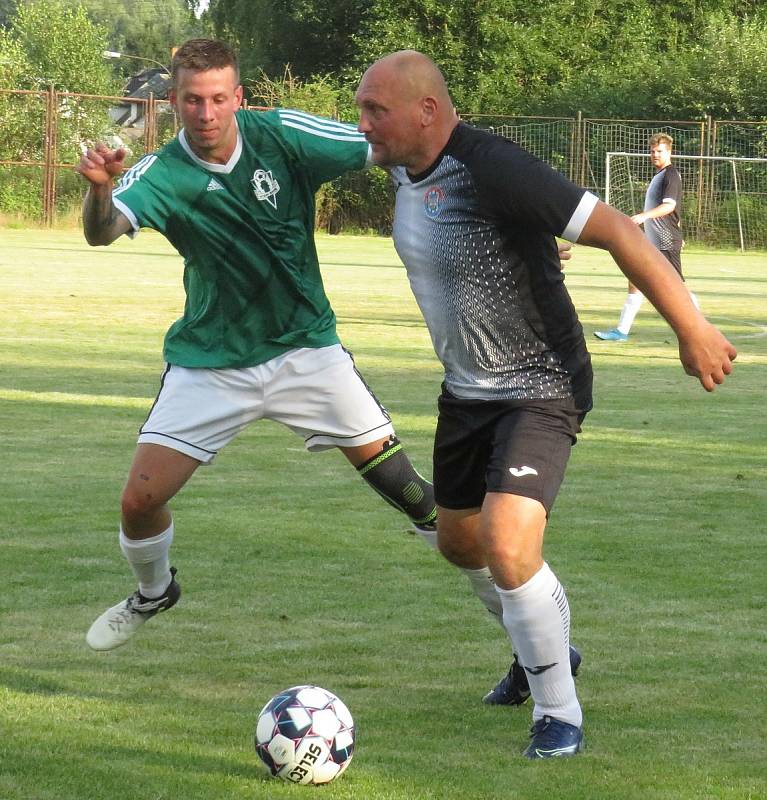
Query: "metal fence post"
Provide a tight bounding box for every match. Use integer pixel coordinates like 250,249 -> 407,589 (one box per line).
43,86 -> 56,227
575,110 -> 584,186
146,92 -> 156,154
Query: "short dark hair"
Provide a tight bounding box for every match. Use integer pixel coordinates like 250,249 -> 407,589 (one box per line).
649,133 -> 673,150
171,39 -> 239,85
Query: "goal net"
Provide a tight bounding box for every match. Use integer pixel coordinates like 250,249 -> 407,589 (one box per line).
605,151 -> 767,251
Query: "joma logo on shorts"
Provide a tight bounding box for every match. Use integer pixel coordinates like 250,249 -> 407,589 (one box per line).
509,465 -> 538,477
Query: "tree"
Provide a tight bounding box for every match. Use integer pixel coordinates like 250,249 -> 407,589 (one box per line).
347,0 -> 486,101
204,0 -> 767,121
206,0 -> 369,82
1,1 -> 119,218
0,0 -> 16,28
2,0 -> 120,182
667,12 -> 767,120
0,26 -> 35,159
0,25 -> 30,86
10,0 -> 114,93
80,0 -> 201,69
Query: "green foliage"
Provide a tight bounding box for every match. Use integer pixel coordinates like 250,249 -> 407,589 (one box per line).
0,0 -> 15,27
0,25 -> 32,88
205,0 -> 767,123
5,0 -> 767,226
0,1 -> 123,225
0,32 -> 45,225
0,166 -> 42,218
348,0 -> 485,100
10,0 -> 114,93
0,89 -> 45,162
246,67 -> 342,117
667,13 -> 767,119
207,0 -> 368,82
317,168 -> 394,235
80,0 -> 201,70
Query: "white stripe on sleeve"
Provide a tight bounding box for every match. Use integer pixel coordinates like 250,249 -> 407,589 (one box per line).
112,196 -> 139,233
277,109 -> 366,142
561,191 -> 599,242
113,154 -> 157,195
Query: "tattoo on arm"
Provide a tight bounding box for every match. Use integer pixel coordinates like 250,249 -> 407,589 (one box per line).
82,185 -> 128,245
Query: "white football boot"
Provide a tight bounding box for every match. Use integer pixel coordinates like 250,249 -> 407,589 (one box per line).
86,567 -> 181,651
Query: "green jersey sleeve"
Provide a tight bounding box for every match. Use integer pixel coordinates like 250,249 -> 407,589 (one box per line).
112,153 -> 175,233
273,109 -> 370,187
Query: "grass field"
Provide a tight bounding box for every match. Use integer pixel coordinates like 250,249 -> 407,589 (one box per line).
1,228 -> 765,800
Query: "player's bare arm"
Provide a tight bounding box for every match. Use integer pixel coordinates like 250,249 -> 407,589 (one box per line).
76,144 -> 132,246
578,200 -> 737,391
630,200 -> 676,226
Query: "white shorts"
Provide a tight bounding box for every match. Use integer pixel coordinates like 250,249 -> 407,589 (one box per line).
138,345 -> 394,463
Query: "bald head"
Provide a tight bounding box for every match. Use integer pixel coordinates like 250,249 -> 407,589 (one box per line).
371,50 -> 453,106
356,50 -> 459,172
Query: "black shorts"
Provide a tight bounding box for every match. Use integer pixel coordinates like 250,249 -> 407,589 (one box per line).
433,390 -> 588,515
661,249 -> 683,279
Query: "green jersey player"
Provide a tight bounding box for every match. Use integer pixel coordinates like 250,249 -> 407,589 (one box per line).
76,39 -> 436,652
112,106 -> 369,369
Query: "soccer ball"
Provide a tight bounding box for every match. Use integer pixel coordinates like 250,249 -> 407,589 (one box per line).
254,685 -> 355,785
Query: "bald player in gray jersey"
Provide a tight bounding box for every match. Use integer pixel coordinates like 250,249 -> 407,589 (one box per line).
355,50 -> 736,759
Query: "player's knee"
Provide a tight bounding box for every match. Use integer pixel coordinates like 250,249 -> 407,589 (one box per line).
436,534 -> 477,568
120,484 -> 163,523
484,539 -> 540,586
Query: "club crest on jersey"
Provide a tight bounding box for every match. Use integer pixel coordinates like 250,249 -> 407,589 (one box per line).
251,168 -> 280,209
423,186 -> 444,218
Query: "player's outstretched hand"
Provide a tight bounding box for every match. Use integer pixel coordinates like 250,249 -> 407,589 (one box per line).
678,320 -> 737,391
75,143 -> 127,186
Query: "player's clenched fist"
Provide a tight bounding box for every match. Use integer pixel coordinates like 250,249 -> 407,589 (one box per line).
678,321 -> 737,392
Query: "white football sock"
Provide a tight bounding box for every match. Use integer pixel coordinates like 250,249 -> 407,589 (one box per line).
459,566 -> 504,626
617,292 -> 644,335
119,523 -> 174,599
412,526 -> 505,626
496,563 -> 581,727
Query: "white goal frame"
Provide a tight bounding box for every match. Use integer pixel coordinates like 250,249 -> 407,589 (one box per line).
605,151 -> 767,251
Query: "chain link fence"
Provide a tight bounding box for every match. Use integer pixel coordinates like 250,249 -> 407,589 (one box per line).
2,88 -> 767,248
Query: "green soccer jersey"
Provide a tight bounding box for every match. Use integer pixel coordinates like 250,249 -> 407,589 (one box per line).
112,109 -> 370,368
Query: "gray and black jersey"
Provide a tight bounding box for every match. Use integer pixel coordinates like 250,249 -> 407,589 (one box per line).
644,164 -> 683,252
390,123 -> 597,409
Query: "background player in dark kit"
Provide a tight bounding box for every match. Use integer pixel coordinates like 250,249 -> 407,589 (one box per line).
595,133 -> 699,342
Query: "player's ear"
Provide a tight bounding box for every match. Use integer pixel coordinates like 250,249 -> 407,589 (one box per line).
420,95 -> 438,127
234,84 -> 244,107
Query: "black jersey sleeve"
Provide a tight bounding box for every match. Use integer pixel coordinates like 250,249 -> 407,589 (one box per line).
661,165 -> 682,207
451,126 -> 588,236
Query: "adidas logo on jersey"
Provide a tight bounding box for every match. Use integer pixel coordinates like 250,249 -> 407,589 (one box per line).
207,178 -> 224,192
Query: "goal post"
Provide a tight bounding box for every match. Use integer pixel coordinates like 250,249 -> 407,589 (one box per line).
605,151 -> 767,251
